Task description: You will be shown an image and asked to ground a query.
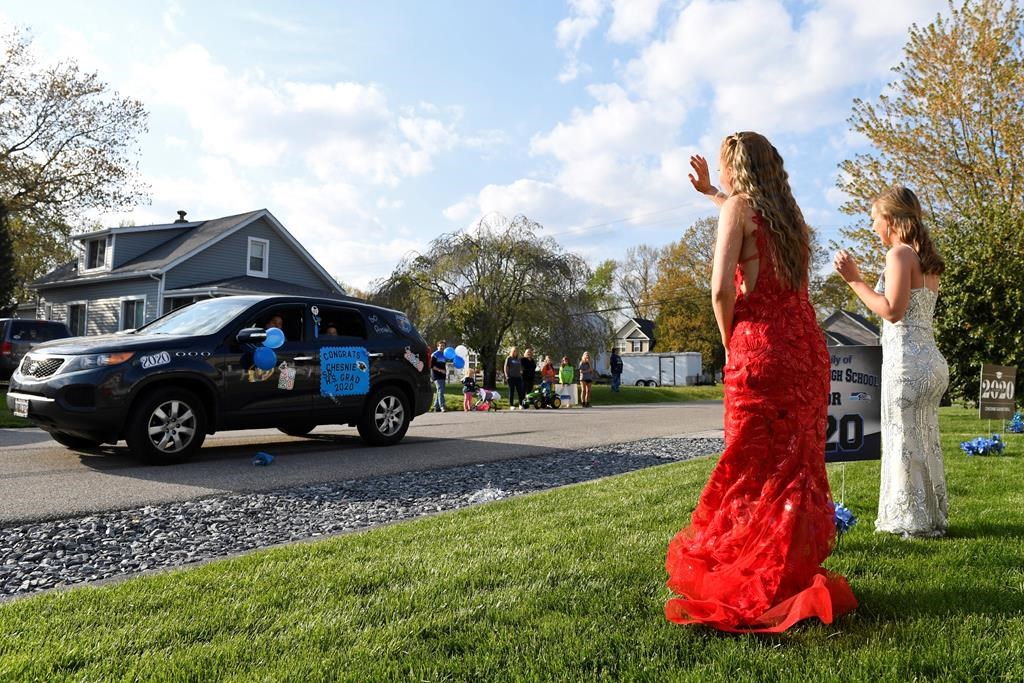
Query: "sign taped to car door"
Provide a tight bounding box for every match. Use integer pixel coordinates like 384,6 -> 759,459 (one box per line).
320,346 -> 370,397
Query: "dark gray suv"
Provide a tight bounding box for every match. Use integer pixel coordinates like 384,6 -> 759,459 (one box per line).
0,319 -> 72,381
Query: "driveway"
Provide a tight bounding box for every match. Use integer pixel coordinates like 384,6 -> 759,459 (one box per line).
0,402 -> 724,524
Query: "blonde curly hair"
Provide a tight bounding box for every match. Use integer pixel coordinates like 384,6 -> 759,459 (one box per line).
721,132 -> 810,291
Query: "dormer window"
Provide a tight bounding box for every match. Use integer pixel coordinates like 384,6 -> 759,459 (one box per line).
84,238 -> 107,270
247,237 -> 269,278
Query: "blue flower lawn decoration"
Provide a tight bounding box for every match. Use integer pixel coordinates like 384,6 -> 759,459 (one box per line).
960,434 -> 1005,456
833,502 -> 857,536
1009,412 -> 1023,434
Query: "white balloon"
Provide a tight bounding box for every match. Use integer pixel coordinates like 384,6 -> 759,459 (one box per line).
455,344 -> 469,358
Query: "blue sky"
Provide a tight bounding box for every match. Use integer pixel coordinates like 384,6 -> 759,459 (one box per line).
1,0 -> 948,289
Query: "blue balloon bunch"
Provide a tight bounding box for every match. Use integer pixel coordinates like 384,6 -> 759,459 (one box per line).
960,434 -> 1005,456
832,502 -> 857,536
253,327 -> 286,370
1009,412 -> 1023,434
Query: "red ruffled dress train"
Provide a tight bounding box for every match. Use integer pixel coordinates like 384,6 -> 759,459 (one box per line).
665,216 -> 857,632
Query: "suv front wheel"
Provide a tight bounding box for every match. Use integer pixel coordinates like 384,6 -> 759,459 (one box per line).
125,387 -> 208,464
357,386 -> 410,446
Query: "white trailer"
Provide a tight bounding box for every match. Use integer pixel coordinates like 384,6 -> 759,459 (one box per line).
618,352 -> 702,387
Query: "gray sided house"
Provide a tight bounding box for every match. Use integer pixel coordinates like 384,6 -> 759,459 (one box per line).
613,317 -> 656,354
30,209 -> 344,336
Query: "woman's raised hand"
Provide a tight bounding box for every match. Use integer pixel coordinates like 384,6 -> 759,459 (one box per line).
833,250 -> 862,284
689,154 -> 713,195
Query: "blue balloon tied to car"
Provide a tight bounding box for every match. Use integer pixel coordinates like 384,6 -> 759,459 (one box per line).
263,327 -> 285,349
253,346 -> 277,370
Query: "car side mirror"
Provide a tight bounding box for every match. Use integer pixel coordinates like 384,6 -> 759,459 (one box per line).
236,328 -> 268,345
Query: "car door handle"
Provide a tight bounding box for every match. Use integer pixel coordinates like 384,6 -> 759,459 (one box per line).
294,355 -> 316,361
368,353 -> 383,358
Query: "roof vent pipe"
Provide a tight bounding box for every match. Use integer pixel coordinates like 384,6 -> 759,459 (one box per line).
174,210 -> 188,223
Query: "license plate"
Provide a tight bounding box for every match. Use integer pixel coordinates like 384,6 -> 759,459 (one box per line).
13,398 -> 29,418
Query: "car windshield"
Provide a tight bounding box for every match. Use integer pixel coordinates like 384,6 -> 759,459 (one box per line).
137,299 -> 255,336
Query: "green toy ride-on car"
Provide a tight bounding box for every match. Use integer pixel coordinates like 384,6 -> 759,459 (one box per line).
524,383 -> 561,410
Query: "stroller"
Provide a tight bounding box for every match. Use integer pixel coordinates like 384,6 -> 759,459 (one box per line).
524,381 -> 562,409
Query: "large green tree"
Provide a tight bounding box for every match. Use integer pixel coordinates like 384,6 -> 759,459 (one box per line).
651,217 -> 721,371
0,28 -> 148,312
836,0 -> 1024,398
373,214 -> 607,387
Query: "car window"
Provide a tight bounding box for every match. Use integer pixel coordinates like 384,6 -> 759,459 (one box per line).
0,321 -> 7,339
243,305 -> 306,344
10,321 -> 68,342
316,306 -> 366,340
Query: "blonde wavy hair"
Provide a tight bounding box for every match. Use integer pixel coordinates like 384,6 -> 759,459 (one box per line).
721,132 -> 810,291
873,186 -> 945,275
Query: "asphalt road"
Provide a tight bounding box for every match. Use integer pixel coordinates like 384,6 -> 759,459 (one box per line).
0,402 -> 724,524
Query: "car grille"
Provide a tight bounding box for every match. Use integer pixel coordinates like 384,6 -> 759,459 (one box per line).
19,355 -> 65,379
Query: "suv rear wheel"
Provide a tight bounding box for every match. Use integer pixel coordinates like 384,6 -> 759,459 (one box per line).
49,431 -> 102,450
125,387 -> 207,464
357,386 -> 410,446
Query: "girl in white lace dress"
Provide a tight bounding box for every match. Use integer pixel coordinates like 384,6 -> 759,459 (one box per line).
834,186 -> 949,538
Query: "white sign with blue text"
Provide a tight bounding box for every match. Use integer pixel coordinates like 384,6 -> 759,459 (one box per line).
826,345 -> 882,463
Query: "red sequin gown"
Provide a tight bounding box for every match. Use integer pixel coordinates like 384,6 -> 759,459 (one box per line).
665,216 -> 857,632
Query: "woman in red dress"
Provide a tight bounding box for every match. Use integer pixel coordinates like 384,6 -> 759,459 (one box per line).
664,132 -> 857,632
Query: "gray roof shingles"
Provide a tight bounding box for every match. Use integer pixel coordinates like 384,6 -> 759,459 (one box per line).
31,210 -> 267,288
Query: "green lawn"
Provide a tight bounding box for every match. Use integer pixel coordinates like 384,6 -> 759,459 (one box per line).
0,389 -> 31,428
442,381 -> 723,409
1,408 -> 1022,681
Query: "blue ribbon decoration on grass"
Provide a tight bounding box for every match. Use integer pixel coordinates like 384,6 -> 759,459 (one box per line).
833,502 -> 857,537
960,434 -> 1005,456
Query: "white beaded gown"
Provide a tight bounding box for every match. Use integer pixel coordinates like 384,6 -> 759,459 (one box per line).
875,274 -> 950,537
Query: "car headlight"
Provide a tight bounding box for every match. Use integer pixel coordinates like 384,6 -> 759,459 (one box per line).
64,352 -> 135,372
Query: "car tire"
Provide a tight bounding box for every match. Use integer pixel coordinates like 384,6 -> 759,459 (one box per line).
125,387 -> 207,464
49,431 -> 102,450
357,386 -> 410,446
278,424 -> 316,437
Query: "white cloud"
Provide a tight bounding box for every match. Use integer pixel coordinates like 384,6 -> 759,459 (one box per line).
131,45 -> 461,185
268,179 -> 421,289
607,0 -> 663,43
555,0 -> 607,82
162,1 -> 182,34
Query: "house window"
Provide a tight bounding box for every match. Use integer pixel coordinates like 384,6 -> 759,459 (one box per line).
121,299 -> 145,330
631,340 -> 644,353
247,237 -> 269,278
614,340 -> 626,354
44,304 -> 53,321
85,239 -> 106,270
166,296 -> 197,311
68,304 -> 87,336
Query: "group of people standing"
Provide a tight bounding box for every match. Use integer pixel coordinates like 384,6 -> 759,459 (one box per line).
428,341 -> 606,412
502,348 -> 599,409
664,131 -> 949,634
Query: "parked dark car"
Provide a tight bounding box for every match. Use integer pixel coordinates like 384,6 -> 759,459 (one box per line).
6,296 -> 434,463
0,319 -> 72,381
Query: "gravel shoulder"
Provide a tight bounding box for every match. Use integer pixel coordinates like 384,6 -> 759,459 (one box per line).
0,436 -> 723,601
